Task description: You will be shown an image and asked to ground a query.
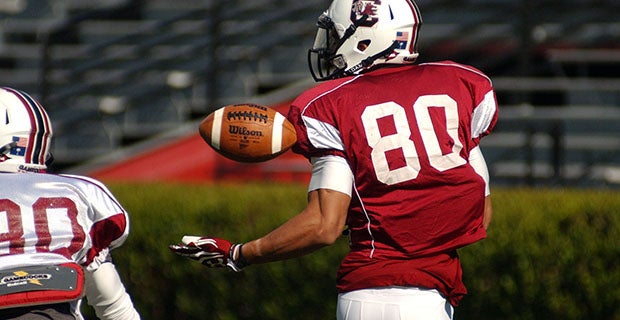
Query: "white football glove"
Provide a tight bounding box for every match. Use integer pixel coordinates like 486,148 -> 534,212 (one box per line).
169,236 -> 248,272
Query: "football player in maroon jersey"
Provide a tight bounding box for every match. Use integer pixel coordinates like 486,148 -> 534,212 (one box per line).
0,87 -> 141,319
171,0 -> 498,319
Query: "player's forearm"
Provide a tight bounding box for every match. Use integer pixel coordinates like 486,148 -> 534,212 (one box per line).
243,189 -> 349,264
244,215 -> 331,263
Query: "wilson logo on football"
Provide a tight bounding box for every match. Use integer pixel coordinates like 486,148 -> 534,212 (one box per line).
228,126 -> 264,137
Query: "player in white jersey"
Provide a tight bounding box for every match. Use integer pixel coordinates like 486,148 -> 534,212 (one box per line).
0,87 -> 141,320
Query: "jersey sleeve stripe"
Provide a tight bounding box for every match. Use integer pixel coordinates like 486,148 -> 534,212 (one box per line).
302,116 -> 346,151
85,213 -> 128,266
471,90 -> 497,139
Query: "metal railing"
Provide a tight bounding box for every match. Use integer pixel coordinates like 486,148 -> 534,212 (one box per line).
29,1 -> 620,187
37,1 -> 322,169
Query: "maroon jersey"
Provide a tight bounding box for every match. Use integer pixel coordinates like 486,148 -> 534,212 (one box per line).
288,61 -> 498,306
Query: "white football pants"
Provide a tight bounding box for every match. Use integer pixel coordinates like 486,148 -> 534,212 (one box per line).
337,287 -> 454,320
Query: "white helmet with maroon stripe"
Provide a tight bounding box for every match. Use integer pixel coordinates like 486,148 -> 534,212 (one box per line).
308,0 -> 423,81
0,87 -> 53,173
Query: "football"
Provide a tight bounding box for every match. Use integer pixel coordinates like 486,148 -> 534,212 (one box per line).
199,103 -> 297,162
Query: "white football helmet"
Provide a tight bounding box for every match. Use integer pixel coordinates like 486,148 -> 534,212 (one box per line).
0,87 -> 53,173
308,0 -> 423,81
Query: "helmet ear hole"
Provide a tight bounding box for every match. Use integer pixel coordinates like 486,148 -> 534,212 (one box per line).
357,40 -> 371,52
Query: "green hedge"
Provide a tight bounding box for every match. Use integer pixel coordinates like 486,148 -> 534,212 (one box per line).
458,188 -> 620,320
81,184 -> 620,320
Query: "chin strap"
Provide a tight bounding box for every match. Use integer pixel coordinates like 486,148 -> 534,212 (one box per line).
0,141 -> 16,156
344,41 -> 400,76
0,162 -> 47,173
0,141 -> 47,173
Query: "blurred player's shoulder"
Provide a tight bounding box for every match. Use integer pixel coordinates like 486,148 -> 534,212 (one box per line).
25,173 -> 117,201
57,173 -> 111,191
2,172 -> 116,199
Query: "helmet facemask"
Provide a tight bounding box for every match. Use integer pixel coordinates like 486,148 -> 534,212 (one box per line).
308,13 -> 351,81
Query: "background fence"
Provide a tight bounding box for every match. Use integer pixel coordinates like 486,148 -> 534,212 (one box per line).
1,0 -> 619,187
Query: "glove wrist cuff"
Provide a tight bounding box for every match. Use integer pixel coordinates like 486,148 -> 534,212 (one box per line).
236,244 -> 250,268
229,243 -> 250,271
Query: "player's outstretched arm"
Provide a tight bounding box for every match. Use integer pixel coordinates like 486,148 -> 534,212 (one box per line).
170,155 -> 353,269
170,188 -> 350,269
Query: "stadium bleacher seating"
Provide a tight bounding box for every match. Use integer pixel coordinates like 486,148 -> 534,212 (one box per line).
1,0 -> 618,187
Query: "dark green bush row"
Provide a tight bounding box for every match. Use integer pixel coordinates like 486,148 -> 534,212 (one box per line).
82,184 -> 619,320
458,188 -> 620,320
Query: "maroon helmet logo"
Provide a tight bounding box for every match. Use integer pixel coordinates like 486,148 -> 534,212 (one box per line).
351,0 -> 381,27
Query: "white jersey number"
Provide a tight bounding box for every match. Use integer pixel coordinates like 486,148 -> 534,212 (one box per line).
361,95 -> 466,185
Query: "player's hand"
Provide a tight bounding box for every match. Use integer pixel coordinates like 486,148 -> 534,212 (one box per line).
169,236 -> 245,272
